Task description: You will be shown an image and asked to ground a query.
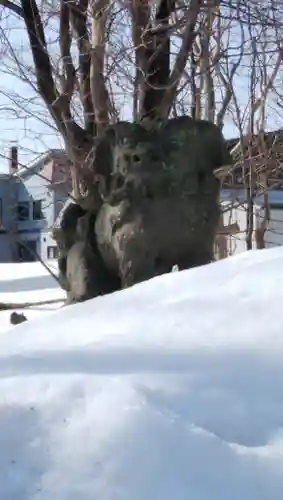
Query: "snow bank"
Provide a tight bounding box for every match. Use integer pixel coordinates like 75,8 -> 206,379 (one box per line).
0,261 -> 64,331
0,260 -> 58,293
0,248 -> 283,499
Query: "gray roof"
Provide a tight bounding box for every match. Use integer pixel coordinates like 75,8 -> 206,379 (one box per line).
15,149 -> 65,178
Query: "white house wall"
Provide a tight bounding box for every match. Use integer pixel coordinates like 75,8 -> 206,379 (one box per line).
0,234 -> 14,262
41,232 -> 58,260
221,202 -> 283,255
16,163 -> 60,261
220,201 -> 257,255
260,208 -> 283,248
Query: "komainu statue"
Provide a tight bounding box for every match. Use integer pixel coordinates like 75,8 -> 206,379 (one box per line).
53,116 -> 232,302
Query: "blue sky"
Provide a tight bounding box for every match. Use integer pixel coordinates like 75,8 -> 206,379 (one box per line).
0,6 -> 282,173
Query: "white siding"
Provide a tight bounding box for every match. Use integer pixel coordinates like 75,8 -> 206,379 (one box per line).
219,202 -> 283,256
219,201 -> 257,256
41,232 -> 58,260
261,208 -> 283,248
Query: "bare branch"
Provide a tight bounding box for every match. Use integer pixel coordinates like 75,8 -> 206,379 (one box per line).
231,46 -> 283,159
68,0 -> 96,137
141,0 -> 176,119
18,0 -> 88,157
20,0 -> 64,132
130,0 -> 151,119
215,10 -> 244,128
59,0 -> 77,103
216,61 -> 240,128
90,0 -> 110,134
199,10 -> 215,123
158,0 -> 203,118
0,298 -> 64,311
0,0 -> 23,17
189,47 -> 201,119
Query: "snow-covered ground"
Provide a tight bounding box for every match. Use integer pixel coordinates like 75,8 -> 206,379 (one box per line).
0,260 -> 64,330
0,249 -> 283,499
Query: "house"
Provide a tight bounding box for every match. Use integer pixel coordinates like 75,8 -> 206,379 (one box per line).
0,146 -> 71,262
217,129 -> 283,257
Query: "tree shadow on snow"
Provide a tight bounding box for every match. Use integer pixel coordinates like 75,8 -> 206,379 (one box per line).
0,347 -> 282,450
0,403 -> 51,499
0,274 -> 59,294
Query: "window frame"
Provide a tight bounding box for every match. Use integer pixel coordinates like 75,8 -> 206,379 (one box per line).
47,245 -> 58,259
32,200 -> 44,221
17,201 -> 30,222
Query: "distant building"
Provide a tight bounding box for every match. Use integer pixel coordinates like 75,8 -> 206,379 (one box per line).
218,189 -> 283,256
0,146 -> 71,262
218,129 -> 283,256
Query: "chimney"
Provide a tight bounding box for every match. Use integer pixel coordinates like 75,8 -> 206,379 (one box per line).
8,144 -> 18,174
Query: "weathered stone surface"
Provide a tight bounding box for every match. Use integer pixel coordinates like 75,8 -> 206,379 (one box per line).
91,116 -> 230,203
93,116 -> 231,287
53,200 -> 87,294
52,198 -> 87,250
54,116 -> 232,297
65,239 -> 120,305
55,204 -> 120,304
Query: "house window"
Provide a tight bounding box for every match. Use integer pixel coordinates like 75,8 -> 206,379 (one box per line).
33,200 -> 44,220
17,202 -> 29,221
47,245 -> 58,259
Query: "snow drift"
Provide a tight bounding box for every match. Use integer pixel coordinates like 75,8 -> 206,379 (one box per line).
0,248 -> 283,499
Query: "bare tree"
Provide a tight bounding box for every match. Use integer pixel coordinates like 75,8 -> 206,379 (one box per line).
0,0 -> 202,201
1,1 -> 283,259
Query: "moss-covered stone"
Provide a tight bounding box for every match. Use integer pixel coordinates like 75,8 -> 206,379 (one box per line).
54,115 -> 232,299
90,116 -> 231,203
